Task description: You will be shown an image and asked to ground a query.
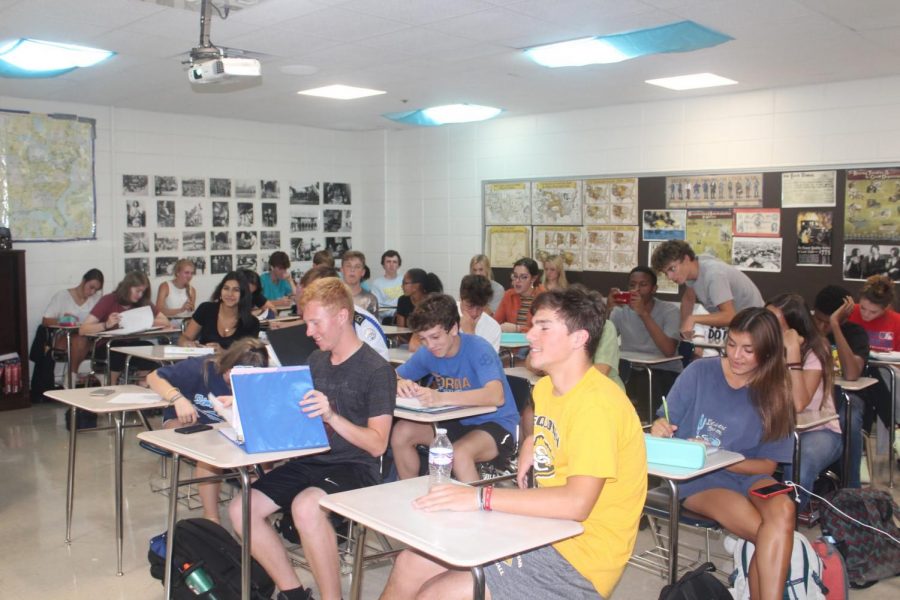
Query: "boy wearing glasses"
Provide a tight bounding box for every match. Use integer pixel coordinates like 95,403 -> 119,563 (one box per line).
651,240 -> 762,340
341,250 -> 379,315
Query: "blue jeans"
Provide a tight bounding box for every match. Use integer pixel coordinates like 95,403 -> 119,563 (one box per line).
838,391 -> 866,488
783,429 -> 843,511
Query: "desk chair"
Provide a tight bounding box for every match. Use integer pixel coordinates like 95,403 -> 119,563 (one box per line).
477,374 -> 532,484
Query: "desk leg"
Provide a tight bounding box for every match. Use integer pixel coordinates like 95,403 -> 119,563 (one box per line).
114,412 -> 125,576
65,330 -> 73,389
349,523 -> 368,600
472,565 -> 486,600
792,431 -> 801,530
65,406 -> 78,543
888,367 -> 896,489
239,467 -> 252,600
164,454 -> 181,600
105,339 -> 113,386
841,389 -> 852,487
123,355 -> 132,386
666,478 -> 679,585
646,367 -> 654,424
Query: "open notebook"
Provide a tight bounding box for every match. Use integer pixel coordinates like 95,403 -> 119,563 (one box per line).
221,365 -> 330,454
395,395 -> 465,415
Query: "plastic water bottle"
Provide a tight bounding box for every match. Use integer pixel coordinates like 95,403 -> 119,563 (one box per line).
428,428 -> 453,489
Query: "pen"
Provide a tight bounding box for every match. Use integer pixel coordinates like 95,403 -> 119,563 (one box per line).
662,395 -> 670,423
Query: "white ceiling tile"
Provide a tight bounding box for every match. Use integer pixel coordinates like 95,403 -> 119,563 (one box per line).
220,27 -> 338,57
339,0 -> 494,25
278,7 -> 409,42
425,7 -> 566,44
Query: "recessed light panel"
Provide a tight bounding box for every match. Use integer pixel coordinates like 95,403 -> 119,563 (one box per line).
297,84 -> 386,100
384,104 -> 503,126
0,38 -> 115,78
645,73 -> 738,91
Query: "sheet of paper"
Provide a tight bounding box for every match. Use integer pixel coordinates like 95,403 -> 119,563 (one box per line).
113,305 -> 154,335
395,396 -> 462,414
164,346 -> 215,356
107,392 -> 161,405
209,393 -> 234,426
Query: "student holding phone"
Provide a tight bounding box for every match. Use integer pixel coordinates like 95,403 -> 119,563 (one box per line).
650,308 -> 795,600
147,338 -> 269,523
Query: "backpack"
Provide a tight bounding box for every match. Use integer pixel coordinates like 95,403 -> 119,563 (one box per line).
148,518 -> 275,600
819,488 -> 900,588
811,537 -> 849,599
658,562 -> 732,600
730,531 -> 826,600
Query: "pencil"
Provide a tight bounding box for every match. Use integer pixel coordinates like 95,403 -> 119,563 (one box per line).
662,395 -> 670,423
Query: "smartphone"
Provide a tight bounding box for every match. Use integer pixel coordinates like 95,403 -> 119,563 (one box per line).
750,482 -> 793,499
89,388 -> 116,397
174,423 -> 213,434
613,291 -> 633,304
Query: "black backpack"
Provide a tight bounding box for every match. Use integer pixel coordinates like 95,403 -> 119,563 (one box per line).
659,562 -> 732,600
148,518 -> 275,600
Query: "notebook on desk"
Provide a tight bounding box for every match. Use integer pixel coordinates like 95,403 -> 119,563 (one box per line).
223,365 -> 330,454
266,325 -> 318,366
395,396 -> 464,415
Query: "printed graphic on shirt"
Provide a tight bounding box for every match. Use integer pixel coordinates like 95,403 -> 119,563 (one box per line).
533,414 -> 559,480
694,413 -> 724,448
194,393 -> 223,423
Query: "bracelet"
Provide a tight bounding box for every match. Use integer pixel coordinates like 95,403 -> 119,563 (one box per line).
168,391 -> 184,405
785,362 -> 802,367
788,366 -> 803,371
483,485 -> 494,512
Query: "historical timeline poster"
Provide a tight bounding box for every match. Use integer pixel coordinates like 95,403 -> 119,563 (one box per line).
733,208 -> 780,237
583,226 -> 638,273
732,237 -> 782,272
533,227 -> 583,271
796,211 -> 833,267
532,180 -> 582,225
486,226 -> 531,268
845,168 -> 900,240
686,210 -> 733,263
583,177 -> 638,225
484,181 -> 531,225
642,209 -> 686,241
666,173 -> 763,208
781,171 -> 836,207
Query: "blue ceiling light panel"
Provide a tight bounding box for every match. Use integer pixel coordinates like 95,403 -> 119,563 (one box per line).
384,104 -> 503,127
0,38 -> 115,78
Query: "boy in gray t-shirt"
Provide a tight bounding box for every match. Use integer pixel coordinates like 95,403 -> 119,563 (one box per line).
651,241 -> 763,340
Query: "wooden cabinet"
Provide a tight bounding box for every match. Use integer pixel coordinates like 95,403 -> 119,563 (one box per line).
0,250 -> 29,409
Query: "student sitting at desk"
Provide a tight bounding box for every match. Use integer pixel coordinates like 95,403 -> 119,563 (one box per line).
651,308 -> 795,600
494,257 -> 545,334
237,269 -> 275,318
179,271 -> 260,350
766,294 -> 840,513
42,268 -> 104,382
341,250 -> 379,315
382,286 -> 647,600
608,266 -> 682,403
79,271 -> 170,384
371,250 -> 403,321
147,338 -> 268,522
395,268 -> 443,328
392,294 -> 519,483
228,277 -> 395,600
470,253 -> 505,314
259,251 -> 297,302
849,274 -> 900,353
541,254 -> 568,291
458,274 -> 501,352
651,240 -> 763,341
155,258 -> 197,319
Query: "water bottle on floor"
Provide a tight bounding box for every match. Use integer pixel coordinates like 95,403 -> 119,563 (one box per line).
428,428 -> 453,490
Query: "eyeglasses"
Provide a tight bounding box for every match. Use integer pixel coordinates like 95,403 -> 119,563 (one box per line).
511,274 -> 531,281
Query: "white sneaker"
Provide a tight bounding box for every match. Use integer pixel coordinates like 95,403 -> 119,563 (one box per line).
860,456 -> 870,484
723,533 -> 740,554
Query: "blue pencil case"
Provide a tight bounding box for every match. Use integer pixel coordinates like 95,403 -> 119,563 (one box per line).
500,332 -> 528,345
644,435 -> 706,469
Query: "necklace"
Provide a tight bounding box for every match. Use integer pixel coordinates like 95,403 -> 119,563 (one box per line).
219,308 -> 238,335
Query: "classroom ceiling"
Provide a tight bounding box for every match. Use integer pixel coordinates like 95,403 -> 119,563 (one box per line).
2,0 -> 900,131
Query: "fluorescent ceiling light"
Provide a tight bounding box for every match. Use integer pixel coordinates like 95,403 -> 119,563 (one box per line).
645,73 -> 738,91
384,104 -> 503,127
525,20 -> 732,68
0,38 -> 115,78
297,84 -> 385,100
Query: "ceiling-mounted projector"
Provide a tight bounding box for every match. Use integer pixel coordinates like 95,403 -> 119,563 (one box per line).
188,57 -> 261,83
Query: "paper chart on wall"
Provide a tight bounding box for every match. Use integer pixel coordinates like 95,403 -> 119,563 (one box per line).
533,227 -> 583,271
686,210 -> 733,263
583,226 -> 638,273
583,178 -> 638,225
484,182 -> 531,225
844,168 -> 900,241
666,174 -> 763,208
485,226 -> 531,268
532,180 -> 582,225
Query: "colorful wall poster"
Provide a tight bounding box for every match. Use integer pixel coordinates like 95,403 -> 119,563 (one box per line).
583,177 -> 638,225
686,210 -> 733,263
796,211 -> 833,266
666,173 -> 763,208
642,209 -> 686,241
533,226 -> 584,271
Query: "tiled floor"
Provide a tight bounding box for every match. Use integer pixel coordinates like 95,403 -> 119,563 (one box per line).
1,402 -> 898,599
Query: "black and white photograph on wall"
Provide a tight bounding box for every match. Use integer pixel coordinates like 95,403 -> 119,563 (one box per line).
123,175 -> 148,195
184,202 -> 203,227
325,236 -> 351,258
290,207 -> 318,232
796,211 -> 833,267
211,254 -> 233,275
237,202 -> 254,226
843,243 -> 900,281
212,201 -> 229,227
209,178 -> 232,198
260,180 -> 280,199
154,233 -> 179,252
235,179 -> 257,198
291,267 -> 304,282
155,175 -> 178,196
260,231 -> 281,250
124,232 -> 149,254
236,254 -> 257,271
124,257 -> 149,274
289,182 -> 319,205
291,237 -> 323,262
237,230 -> 258,250
323,209 -> 351,233
188,256 -> 207,275
155,256 -> 178,277
211,231 -> 232,251
258,254 -> 269,272
183,231 -> 205,251
157,200 -> 175,227
732,237 -> 782,272
261,202 -> 277,227
323,182 -> 350,205
182,178 -> 205,197
127,200 -> 147,228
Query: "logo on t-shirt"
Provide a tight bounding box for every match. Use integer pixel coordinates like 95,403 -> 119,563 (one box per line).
694,413 -> 724,448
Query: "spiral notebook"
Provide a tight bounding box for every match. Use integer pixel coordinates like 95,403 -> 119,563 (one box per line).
222,365 -> 330,454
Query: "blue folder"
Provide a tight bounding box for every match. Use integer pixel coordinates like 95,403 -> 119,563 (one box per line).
500,332 -> 529,346
227,366 -> 330,454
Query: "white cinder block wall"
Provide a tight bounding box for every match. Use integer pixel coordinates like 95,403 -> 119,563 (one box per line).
383,74 -> 900,294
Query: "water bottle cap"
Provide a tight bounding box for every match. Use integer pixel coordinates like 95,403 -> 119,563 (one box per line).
435,427 -> 447,434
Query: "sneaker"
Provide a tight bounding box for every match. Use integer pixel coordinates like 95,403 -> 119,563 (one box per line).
723,533 -> 739,554
860,456 -> 870,484
277,587 -> 314,600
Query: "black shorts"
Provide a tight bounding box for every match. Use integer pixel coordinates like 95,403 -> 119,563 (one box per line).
251,459 -> 380,511
443,420 -> 516,462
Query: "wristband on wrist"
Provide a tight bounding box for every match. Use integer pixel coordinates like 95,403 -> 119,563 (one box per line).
786,362 -> 802,367
788,366 -> 803,371
168,391 -> 184,405
483,485 -> 494,511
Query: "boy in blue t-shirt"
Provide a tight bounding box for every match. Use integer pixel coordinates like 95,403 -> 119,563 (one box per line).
392,293 -> 519,483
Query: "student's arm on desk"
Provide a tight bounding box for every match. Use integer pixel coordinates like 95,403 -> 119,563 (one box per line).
679,287 -> 697,326
153,311 -> 171,328
178,319 -> 202,346
80,313 -> 118,335
682,299 -> 735,334
300,390 -> 393,457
